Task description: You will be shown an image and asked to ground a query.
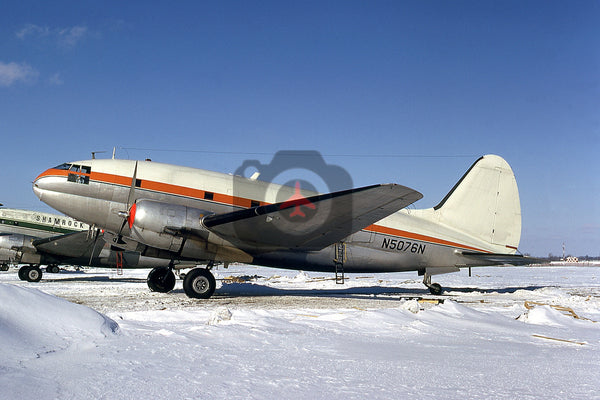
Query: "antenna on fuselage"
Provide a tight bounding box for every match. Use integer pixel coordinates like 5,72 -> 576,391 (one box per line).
92,151 -> 107,159
112,147 -> 116,159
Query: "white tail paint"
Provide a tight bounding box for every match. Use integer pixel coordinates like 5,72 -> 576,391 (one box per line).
428,155 -> 521,252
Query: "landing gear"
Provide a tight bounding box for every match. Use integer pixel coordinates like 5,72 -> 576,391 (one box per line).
18,265 -> 43,282
423,272 -> 443,295
428,283 -> 443,295
46,265 -> 60,273
183,268 -> 216,299
147,266 -> 176,293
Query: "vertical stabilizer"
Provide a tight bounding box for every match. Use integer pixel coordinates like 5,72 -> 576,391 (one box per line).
433,155 -> 521,253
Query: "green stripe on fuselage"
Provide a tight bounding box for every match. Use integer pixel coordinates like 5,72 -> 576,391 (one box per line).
0,218 -> 84,235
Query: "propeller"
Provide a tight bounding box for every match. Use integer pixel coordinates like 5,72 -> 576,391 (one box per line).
115,161 -> 138,242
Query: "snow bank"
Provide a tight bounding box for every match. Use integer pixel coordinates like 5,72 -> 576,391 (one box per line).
0,283 -> 119,362
518,304 -> 587,327
1,266 -> 599,399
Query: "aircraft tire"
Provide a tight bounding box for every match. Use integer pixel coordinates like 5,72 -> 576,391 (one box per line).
183,268 -> 216,299
25,266 -> 43,282
47,265 -> 60,273
18,266 -> 31,280
428,283 -> 443,295
147,267 -> 176,293
0,264 -> 8,272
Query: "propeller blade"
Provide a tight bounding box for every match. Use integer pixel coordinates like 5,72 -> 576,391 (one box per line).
116,161 -> 139,239
126,161 -> 138,209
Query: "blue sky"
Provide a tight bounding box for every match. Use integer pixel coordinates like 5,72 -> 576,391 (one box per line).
1,1 -> 598,257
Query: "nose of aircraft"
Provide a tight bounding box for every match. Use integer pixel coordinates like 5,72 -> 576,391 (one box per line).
32,174 -> 45,200
32,168 -> 55,201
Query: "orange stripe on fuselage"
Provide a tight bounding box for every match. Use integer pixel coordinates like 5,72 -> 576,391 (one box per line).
34,169 -> 68,181
38,168 -> 263,207
364,224 -> 490,253
92,171 -> 260,208
90,171 -> 130,186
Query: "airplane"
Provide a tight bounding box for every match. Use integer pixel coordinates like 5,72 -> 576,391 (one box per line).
1,206 -> 89,278
32,154 -> 537,299
0,206 -> 178,282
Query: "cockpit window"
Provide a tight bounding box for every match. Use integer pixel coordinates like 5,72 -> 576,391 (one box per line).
66,164 -> 91,185
54,163 -> 72,170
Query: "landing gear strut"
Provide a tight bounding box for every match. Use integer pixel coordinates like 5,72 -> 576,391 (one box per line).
147,266 -> 176,293
183,267 -> 216,299
423,272 -> 443,295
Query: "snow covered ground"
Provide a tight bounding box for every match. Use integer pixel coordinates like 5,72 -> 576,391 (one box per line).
1,264 -> 599,399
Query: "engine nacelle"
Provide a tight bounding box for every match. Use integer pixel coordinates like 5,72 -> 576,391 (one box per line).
0,234 -> 38,264
127,199 -> 253,263
128,199 -> 211,252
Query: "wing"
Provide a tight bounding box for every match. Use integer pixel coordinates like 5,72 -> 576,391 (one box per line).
459,252 -> 544,266
33,231 -> 103,258
202,183 -> 422,252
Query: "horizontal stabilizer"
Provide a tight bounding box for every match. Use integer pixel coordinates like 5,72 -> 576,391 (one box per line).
203,184 -> 422,252
460,252 -> 543,266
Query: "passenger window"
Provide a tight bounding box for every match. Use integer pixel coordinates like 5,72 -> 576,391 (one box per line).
204,192 -> 214,200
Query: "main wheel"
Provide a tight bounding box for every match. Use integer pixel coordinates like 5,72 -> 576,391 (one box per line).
25,266 -> 43,282
46,265 -> 60,273
183,268 -> 216,299
147,267 -> 176,293
0,264 -> 8,272
18,266 -> 31,280
428,282 -> 443,295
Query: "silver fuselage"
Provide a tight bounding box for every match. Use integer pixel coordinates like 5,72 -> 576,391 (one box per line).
33,159 -> 508,274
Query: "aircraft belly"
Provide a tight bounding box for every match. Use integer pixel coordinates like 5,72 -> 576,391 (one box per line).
251,231 -> 481,274
251,243 -> 424,274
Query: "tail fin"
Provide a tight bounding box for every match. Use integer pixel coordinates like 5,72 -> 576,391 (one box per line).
432,155 -> 521,253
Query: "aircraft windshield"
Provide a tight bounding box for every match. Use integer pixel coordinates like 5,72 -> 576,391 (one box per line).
53,163 -> 72,170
